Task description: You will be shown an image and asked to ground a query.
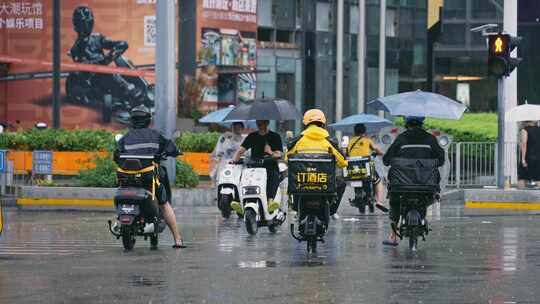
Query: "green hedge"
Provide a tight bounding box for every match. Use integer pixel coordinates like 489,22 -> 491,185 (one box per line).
175,160 -> 199,188
0,129 -> 116,151
176,131 -> 221,153
78,155 -> 199,188
78,155 -> 118,188
0,129 -> 224,152
395,113 -> 497,142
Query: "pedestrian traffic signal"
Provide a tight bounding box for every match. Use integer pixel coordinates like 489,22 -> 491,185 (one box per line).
488,33 -> 522,78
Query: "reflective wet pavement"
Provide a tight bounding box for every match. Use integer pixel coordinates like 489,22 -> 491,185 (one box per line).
1,202 -> 539,304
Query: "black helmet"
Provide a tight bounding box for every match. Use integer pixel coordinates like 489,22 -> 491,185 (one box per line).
72,6 -> 94,37
130,105 -> 152,129
354,123 -> 366,135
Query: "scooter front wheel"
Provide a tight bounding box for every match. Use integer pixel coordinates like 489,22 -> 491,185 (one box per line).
245,209 -> 258,235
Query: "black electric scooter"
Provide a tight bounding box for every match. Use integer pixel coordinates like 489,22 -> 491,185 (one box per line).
288,153 -> 336,254
108,154 -> 166,251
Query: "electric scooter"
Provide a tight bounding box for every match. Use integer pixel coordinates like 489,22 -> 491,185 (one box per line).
387,151 -> 439,251
108,154 -> 166,251
347,155 -> 376,214
216,162 -> 243,219
288,153 -> 336,254
237,157 -> 287,235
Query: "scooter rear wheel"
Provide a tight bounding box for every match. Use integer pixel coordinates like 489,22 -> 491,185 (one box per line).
409,232 -> 418,251
219,195 -> 232,219
150,234 -> 158,250
245,209 -> 258,235
122,228 -> 136,251
268,224 -> 278,234
307,237 -> 317,254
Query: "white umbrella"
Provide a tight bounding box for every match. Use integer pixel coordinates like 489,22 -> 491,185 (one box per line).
505,103 -> 540,122
368,89 -> 467,120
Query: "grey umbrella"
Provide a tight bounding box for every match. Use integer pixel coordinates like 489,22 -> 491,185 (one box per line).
368,89 -> 467,120
223,97 -> 302,121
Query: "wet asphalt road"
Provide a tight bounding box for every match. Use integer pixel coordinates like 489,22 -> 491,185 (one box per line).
1,201 -> 540,304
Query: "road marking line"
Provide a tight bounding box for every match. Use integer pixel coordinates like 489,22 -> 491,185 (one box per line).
0,252 -> 73,256
465,201 -> 540,210
17,198 -> 113,207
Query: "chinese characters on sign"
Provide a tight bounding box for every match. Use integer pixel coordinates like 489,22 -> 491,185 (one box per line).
0,1 -> 43,30
202,0 -> 257,23
32,150 -> 52,175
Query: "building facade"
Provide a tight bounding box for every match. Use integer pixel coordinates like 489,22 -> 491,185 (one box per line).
256,0 -> 428,132
433,0 -> 540,111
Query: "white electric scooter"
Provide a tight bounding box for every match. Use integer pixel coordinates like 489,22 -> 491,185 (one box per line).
216,163 -> 243,219
238,157 -> 287,235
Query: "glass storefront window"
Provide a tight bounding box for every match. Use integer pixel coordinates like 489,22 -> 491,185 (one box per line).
441,23 -> 466,45
444,0 -> 466,20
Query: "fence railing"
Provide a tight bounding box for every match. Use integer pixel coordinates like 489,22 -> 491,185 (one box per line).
447,142 -> 519,188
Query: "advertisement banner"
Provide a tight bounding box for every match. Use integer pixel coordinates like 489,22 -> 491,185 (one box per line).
197,0 -> 257,109
0,0 -> 167,129
0,0 -> 256,129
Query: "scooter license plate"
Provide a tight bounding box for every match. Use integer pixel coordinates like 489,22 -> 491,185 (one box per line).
119,204 -> 139,215
350,181 -> 363,187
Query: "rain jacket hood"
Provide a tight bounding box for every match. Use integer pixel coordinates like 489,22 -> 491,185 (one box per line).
287,125 -> 347,168
302,125 -> 330,140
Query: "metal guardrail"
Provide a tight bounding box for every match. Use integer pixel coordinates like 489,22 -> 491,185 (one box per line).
447,142 -> 520,188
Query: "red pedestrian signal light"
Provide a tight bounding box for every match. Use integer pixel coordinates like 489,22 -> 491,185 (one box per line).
488,34 -> 522,78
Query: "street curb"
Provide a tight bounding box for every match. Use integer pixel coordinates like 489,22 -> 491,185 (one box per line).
9,186 -> 540,212
11,186 -> 217,211
464,189 -> 540,210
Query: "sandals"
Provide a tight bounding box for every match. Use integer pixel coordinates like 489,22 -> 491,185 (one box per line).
382,239 -> 399,246
172,240 -> 187,249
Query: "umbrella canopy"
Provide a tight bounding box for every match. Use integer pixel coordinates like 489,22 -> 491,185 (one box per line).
198,106 -> 234,124
328,113 -> 393,133
198,106 -> 256,129
505,104 -> 540,122
223,97 -> 302,121
368,89 -> 467,120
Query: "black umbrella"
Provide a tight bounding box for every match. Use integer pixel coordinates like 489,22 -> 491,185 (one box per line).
223,97 -> 302,121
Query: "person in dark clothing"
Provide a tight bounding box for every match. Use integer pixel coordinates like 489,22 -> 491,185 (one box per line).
70,6 -> 142,104
231,120 -> 284,214
519,121 -> 540,188
382,116 -> 445,246
114,105 -> 185,248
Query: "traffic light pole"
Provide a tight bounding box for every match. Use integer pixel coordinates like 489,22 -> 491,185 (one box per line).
497,78 -> 506,188
155,0 -> 177,183
504,0 -> 518,186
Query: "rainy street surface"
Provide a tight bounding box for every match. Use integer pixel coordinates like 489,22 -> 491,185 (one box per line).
1,200 -> 540,304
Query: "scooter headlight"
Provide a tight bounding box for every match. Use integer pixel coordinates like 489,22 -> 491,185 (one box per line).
223,169 -> 233,177
243,186 -> 260,195
438,135 -> 450,147
382,134 -> 392,145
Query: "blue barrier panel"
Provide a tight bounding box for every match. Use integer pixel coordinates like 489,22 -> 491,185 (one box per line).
0,150 -> 5,173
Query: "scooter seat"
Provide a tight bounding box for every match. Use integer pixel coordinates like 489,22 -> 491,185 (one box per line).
114,187 -> 151,203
